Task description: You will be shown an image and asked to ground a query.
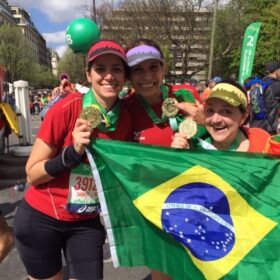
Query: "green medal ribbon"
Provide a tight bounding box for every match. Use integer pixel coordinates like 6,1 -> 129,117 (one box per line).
82,89 -> 120,132
136,84 -> 169,124
202,129 -> 241,151
170,88 -> 197,130
136,84 -> 183,131
137,85 -> 199,132
170,88 -> 197,131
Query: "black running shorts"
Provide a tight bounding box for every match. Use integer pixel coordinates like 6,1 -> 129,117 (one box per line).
14,199 -> 106,279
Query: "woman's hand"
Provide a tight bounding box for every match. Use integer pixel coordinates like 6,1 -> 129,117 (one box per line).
176,101 -> 205,125
171,132 -> 190,149
72,118 -> 92,155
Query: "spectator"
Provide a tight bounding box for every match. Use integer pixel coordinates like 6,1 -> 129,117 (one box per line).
259,60 -> 280,134
39,79 -> 74,120
200,76 -> 222,102
32,97 -> 41,115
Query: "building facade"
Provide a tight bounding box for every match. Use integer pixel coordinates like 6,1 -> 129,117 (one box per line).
0,1 -> 51,69
0,0 -> 14,25
100,7 -> 212,80
10,6 -> 50,67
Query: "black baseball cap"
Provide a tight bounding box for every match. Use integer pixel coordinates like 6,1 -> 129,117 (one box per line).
265,60 -> 280,73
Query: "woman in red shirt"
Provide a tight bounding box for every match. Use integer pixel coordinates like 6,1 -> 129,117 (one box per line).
14,40 -> 132,280
124,38 -> 201,280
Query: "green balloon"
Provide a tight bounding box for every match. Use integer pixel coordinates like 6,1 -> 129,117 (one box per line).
66,18 -> 100,53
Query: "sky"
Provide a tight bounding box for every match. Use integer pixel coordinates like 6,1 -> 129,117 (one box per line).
9,0 -> 105,57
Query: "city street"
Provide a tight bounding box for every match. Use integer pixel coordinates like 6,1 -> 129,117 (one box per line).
0,115 -> 150,280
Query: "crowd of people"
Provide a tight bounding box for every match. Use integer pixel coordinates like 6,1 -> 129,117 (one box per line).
0,37 -> 280,280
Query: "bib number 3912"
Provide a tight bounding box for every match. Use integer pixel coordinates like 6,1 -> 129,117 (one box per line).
66,166 -> 100,214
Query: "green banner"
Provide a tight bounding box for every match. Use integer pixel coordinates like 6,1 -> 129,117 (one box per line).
238,22 -> 262,84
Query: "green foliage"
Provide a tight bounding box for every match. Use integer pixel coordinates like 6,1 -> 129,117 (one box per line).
58,48 -> 87,84
21,62 -> 57,89
214,0 -> 280,79
213,1 -> 246,78
0,23 -> 56,88
0,23 -> 29,82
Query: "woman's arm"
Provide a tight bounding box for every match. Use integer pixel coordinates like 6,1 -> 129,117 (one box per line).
26,118 -> 92,186
26,138 -> 58,186
176,100 -> 205,125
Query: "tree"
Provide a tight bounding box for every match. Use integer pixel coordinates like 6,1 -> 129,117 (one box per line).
265,1 -> 280,60
58,48 -> 87,84
97,0 -> 211,79
0,23 -> 30,83
253,0 -> 280,75
86,0 -> 280,80
0,24 -> 60,89
214,0 -> 278,79
213,1 -> 246,78
17,60 -> 56,89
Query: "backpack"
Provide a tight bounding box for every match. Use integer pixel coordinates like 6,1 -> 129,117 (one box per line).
248,79 -> 273,120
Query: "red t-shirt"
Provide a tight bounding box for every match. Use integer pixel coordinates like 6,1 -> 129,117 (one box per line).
24,92 -> 133,221
124,87 -> 176,146
242,127 -> 271,152
124,84 -> 201,146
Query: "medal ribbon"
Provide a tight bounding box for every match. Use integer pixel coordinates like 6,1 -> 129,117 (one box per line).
82,89 -> 120,132
137,85 -> 197,131
166,87 -> 198,131
136,84 -> 169,124
170,88 -> 197,130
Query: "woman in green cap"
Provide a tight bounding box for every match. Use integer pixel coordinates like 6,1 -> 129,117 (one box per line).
171,80 -> 270,152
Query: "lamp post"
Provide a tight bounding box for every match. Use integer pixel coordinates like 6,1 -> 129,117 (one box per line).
92,0 -> 97,21
208,0 -> 218,80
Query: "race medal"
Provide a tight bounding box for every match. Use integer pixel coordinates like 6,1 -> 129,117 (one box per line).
162,98 -> 179,117
66,163 -> 101,214
179,117 -> 197,139
80,106 -> 102,128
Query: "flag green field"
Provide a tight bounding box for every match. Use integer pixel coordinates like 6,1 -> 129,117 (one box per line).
87,139 -> 280,280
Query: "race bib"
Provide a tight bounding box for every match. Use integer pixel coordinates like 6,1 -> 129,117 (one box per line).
66,163 -> 101,214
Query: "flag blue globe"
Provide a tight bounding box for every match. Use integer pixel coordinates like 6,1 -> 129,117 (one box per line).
161,182 -> 235,261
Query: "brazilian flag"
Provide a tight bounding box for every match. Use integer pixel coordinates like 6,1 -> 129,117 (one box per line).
87,139 -> 280,280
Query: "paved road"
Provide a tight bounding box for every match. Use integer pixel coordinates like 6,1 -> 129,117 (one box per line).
0,115 -> 150,280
